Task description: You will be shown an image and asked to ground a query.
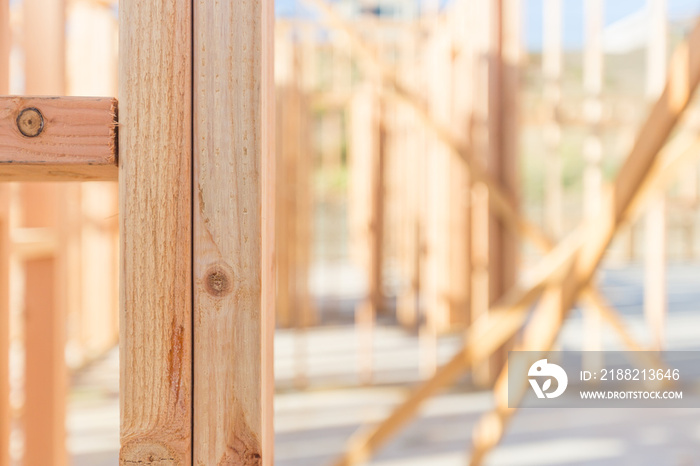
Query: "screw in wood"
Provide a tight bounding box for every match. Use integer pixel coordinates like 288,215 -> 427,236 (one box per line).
17,107 -> 44,137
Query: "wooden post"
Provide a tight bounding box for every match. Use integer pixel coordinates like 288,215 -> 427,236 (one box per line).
422,23 -> 452,376
22,1 -> 69,464
0,191 -> 8,466
491,0 -> 521,336
24,258 -> 66,465
644,0 -> 667,350
582,0 -> 604,364
471,0 -> 520,385
119,0 -> 193,463
543,0 -> 562,237
275,28 -> 294,330
349,84 -> 383,384
0,0 -> 10,463
67,1 -> 119,363
395,26 -> 421,329
192,0 -> 275,463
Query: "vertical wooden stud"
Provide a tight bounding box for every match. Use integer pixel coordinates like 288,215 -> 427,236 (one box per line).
471,0 -> 521,385
119,0 -> 193,463
0,0 -> 10,463
67,2 -> 119,363
192,0 -> 275,463
24,258 -> 65,466
543,0 -> 562,237
275,27 -> 294,330
395,27 -> 421,329
582,0 -> 604,361
22,0 -> 69,464
489,0 -> 521,373
349,84 -> 382,385
644,0 -> 667,350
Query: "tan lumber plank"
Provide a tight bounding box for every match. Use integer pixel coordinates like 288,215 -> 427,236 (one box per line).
118,0 -> 192,464
21,2 -> 71,465
24,258 -> 66,466
0,187 -> 8,466
543,0 -> 562,237
581,0 -> 604,365
644,0 -> 668,350
0,96 -> 118,181
0,0 -> 9,462
192,0 -> 275,464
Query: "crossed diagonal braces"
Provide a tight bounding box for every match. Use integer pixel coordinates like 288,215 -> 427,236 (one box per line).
303,1 -> 700,464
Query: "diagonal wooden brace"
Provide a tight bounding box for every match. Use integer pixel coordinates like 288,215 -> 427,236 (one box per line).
0,96 -> 118,181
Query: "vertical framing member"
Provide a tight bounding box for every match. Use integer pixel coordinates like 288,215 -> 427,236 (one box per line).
644,0 -> 668,350
119,0 -> 193,463
192,0 -> 275,463
22,0 -> 69,464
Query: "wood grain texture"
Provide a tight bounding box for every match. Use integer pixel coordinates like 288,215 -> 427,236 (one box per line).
0,96 -> 117,181
193,0 -> 275,464
119,0 -> 192,464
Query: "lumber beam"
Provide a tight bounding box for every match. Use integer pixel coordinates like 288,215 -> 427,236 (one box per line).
0,0 -> 9,463
192,0 -> 275,464
24,258 -> 66,466
644,0 -> 668,351
0,96 -> 118,181
20,2 -> 71,465
334,18 -> 700,465
542,0 -> 562,237
119,0 -> 192,464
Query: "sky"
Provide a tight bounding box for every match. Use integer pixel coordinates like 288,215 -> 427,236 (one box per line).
277,0 -> 700,51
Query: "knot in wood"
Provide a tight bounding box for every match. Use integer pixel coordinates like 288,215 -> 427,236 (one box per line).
205,265 -> 232,297
17,107 -> 44,137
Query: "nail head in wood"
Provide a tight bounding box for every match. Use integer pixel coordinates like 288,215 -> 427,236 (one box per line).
0,96 -> 118,181
17,107 -> 44,137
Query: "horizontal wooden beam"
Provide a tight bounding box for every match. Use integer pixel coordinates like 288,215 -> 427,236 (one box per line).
0,96 -> 117,181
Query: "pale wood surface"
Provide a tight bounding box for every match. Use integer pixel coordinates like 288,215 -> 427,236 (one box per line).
192,0 -> 275,464
0,96 -> 118,181
543,0 -> 562,237
118,0 -> 192,464
20,2 -> 71,465
0,0 -> 9,462
349,86 -> 378,384
644,0 -> 668,351
24,0 -> 65,95
24,258 -> 66,466
0,184 -> 8,466
67,2 -> 120,363
581,0 -> 604,364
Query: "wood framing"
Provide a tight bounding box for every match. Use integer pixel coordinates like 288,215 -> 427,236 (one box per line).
644,0 -> 668,350
0,96 -> 118,181
118,0 -> 193,464
24,257 -> 66,466
334,17 -> 700,465
0,0 -> 9,463
542,0 -> 562,237
192,0 -> 275,464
